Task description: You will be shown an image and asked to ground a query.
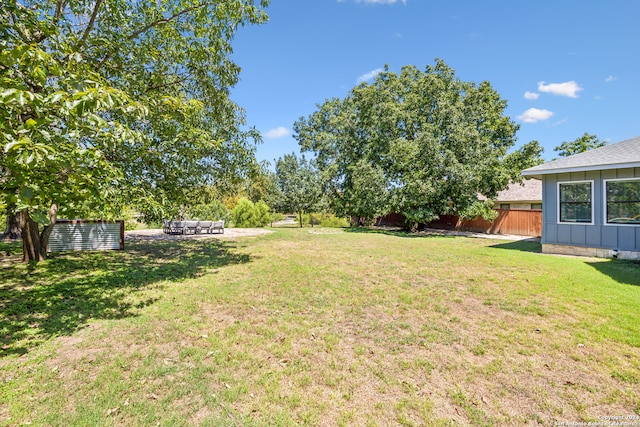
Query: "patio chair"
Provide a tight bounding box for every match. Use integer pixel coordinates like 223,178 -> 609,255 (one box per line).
198,220 -> 212,234
211,220 -> 224,234
184,220 -> 200,234
169,220 -> 186,234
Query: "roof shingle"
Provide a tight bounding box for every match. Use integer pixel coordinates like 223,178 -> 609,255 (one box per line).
478,179 -> 541,202
522,135 -> 640,177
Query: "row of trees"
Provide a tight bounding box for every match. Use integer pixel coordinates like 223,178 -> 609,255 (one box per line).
124,126 -> 609,230
1,0 -> 271,261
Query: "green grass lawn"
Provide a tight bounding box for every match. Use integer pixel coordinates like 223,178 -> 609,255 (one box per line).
1,228 -> 639,426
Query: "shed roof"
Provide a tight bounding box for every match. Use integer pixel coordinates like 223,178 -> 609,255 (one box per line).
521,135 -> 640,178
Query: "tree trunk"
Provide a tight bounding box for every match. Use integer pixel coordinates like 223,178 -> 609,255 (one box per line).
298,211 -> 303,228
0,211 -> 21,240
20,204 -> 58,263
21,210 -> 45,262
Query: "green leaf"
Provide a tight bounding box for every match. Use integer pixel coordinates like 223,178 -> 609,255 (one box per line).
1,88 -> 17,99
4,140 -> 24,153
19,187 -> 34,201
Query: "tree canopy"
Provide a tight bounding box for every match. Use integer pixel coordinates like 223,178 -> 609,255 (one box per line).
1,0 -> 269,261
275,153 -> 323,227
294,60 -> 533,227
554,132 -> 606,158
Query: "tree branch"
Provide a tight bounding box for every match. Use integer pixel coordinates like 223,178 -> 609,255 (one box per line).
145,72 -> 193,94
53,0 -> 66,24
96,1 -> 213,70
9,6 -> 30,43
75,0 -> 103,52
12,2 -> 48,43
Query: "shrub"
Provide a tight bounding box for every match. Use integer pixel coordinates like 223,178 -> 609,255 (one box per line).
254,200 -> 271,227
270,212 -> 285,224
186,199 -> 230,222
231,197 -> 257,228
300,213 -> 311,227
308,212 -> 322,227
296,213 -> 349,228
320,215 -> 350,228
231,199 -> 275,228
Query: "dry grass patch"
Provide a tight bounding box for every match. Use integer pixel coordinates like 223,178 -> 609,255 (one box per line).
1,229 -> 640,426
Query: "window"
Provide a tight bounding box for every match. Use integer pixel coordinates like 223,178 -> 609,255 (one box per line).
605,178 -> 640,225
531,203 -> 542,210
558,181 -> 593,223
499,204 -> 510,210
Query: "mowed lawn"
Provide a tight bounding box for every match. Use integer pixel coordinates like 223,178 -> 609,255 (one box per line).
1,228 -> 640,426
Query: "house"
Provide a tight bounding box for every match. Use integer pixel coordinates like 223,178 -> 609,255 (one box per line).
422,179 -> 543,236
377,179 -> 543,236
480,179 -> 542,210
522,135 -> 640,260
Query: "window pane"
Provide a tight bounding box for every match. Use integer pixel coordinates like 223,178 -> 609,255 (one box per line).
606,179 -> 640,224
559,182 -> 592,223
560,182 -> 591,202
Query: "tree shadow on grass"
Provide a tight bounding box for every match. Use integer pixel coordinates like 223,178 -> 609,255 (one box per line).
489,240 -> 542,253
0,239 -> 253,357
489,240 -> 640,286
343,226 -> 456,239
585,259 -> 640,287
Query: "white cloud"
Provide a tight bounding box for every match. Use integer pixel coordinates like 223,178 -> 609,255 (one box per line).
537,81 -> 583,98
517,108 -> 554,123
605,75 -> 617,83
524,91 -> 539,100
264,126 -> 290,139
357,68 -> 383,83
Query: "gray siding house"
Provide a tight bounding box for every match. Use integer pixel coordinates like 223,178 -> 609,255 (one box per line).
522,136 -> 640,260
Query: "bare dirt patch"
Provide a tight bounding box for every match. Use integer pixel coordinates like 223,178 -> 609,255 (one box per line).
125,228 -> 273,242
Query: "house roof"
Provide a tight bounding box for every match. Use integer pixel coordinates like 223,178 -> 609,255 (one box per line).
495,179 -> 542,202
521,135 -> 640,178
478,179 -> 542,203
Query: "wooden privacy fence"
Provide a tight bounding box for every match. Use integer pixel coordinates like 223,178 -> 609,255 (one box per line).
428,209 -> 542,237
48,220 -> 125,252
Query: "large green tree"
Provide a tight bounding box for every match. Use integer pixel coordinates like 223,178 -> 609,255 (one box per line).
341,159 -> 390,225
554,132 -> 606,158
1,0 -> 269,261
294,60 -> 530,228
275,153 -> 323,228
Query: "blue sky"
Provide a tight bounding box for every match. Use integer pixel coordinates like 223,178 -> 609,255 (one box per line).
230,0 -> 640,166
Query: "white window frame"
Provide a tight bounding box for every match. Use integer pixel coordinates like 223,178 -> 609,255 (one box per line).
603,177 -> 640,227
557,180 -> 594,225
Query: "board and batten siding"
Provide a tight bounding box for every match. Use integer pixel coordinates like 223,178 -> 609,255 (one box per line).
48,220 -> 125,252
541,168 -> 640,252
